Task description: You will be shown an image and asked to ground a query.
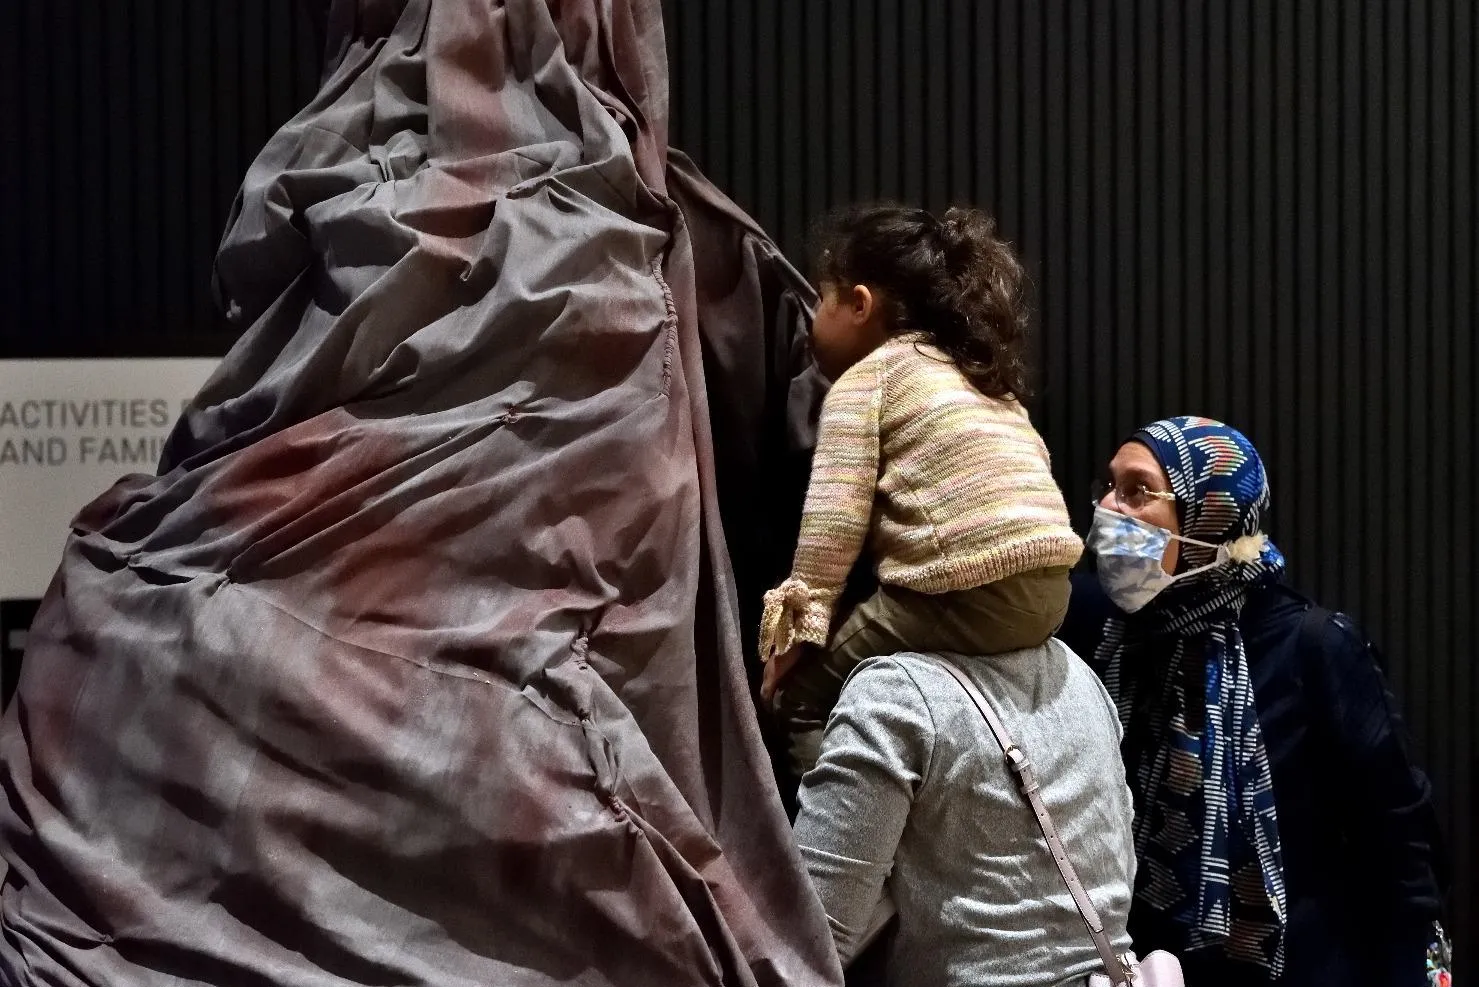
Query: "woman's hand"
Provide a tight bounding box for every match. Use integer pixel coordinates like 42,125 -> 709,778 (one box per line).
761,645 -> 805,705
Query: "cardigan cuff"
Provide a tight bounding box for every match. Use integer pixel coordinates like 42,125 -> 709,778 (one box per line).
760,579 -> 834,658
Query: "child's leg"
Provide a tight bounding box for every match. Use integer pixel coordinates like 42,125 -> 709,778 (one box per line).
930,565 -> 1072,655
774,566 -> 1072,780
772,588 -> 919,780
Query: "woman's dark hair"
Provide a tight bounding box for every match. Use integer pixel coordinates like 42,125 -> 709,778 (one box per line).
812,204 -> 1032,399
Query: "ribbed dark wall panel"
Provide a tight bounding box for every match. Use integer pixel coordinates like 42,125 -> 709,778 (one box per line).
3,0 -> 1473,967
0,0 -> 319,357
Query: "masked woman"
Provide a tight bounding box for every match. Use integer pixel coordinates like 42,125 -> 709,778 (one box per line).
1059,416 -> 1449,987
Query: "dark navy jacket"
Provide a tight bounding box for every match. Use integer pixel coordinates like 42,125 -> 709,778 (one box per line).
1060,574 -> 1446,987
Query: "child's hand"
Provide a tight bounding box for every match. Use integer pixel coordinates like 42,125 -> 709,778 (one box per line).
761,644 -> 804,704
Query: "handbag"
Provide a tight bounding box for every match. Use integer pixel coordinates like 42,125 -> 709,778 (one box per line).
931,652 -> 1185,987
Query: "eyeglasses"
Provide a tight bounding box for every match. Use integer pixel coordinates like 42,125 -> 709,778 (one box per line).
1092,477 -> 1177,513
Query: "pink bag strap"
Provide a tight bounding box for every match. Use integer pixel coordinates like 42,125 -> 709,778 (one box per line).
933,653 -> 1133,987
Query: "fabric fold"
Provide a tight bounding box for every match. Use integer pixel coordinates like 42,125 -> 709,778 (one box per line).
0,3 -> 839,985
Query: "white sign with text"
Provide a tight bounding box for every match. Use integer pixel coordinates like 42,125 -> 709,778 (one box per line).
0,359 -> 220,599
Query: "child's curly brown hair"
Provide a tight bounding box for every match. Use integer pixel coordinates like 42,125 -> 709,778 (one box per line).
812,203 -> 1032,400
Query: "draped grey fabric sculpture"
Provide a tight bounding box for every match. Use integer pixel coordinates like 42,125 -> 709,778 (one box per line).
0,2 -> 834,984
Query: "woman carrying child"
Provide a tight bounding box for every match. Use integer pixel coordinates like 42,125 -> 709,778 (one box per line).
762,205 -> 1138,986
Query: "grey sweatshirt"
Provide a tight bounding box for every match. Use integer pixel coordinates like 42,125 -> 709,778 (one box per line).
793,642 -> 1137,987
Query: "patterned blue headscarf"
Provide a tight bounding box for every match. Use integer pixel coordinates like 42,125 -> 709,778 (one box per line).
1096,416 -> 1288,974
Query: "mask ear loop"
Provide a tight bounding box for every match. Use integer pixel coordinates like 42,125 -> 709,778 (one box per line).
1092,507 -> 1271,574
1168,531 -> 1271,582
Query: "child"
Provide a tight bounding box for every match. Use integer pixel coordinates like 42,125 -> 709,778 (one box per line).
760,204 -> 1083,776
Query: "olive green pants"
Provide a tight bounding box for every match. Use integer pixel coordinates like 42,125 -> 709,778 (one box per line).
774,566 -> 1072,779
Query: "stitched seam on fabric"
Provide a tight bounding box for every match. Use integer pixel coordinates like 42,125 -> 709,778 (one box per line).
565,637 -> 626,807
651,257 -> 678,396
224,411 -> 517,580
225,580 -> 505,687
891,657 -> 939,790
301,122 -> 369,155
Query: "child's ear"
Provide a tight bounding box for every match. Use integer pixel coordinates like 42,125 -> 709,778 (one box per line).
850,284 -> 876,324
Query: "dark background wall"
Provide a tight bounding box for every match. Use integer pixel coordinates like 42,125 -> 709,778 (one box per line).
2,0 -> 1473,967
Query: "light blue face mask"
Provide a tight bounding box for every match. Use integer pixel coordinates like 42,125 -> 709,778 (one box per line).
1087,506 -> 1268,613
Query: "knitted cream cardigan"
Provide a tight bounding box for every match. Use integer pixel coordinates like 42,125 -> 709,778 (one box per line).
761,336 -> 1082,658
